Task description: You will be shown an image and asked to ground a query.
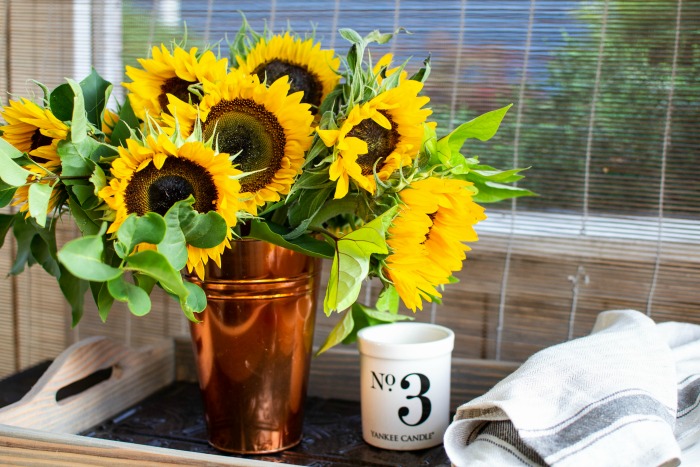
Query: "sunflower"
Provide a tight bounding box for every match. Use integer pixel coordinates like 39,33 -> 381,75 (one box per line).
0,98 -> 68,173
98,133 -> 247,279
164,70 -> 314,211
123,45 -> 229,121
384,177 -> 486,311
317,79 -> 431,199
1,98 -> 69,214
235,32 -> 340,113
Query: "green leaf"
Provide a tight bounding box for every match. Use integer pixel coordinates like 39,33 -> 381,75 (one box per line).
316,308 -> 355,356
58,264 -> 89,327
109,120 -> 133,147
159,207 -> 189,271
0,186 -> 17,208
182,211 -> 228,249
364,30 -> 395,45
67,188 -> 101,235
57,233 -> 123,282
182,281 -> 207,317
318,86 -> 344,117
57,137 -> 114,179
248,219 -> 335,259
96,282 -> 114,323
286,186 -> 335,239
134,273 -> 157,295
108,275 -> 152,317
48,82 -> 75,121
116,213 -> 166,255
470,181 -> 537,204
323,206 -> 397,315
468,166 -> 529,184
289,170 -> 333,192
0,137 -> 24,159
93,281 -> 115,322
109,99 -> 139,146
362,308 -> 413,324
342,303 -> 414,346
30,80 -> 51,103
67,79 -> 88,143
308,195 -> 361,230
125,250 -> 193,319
0,214 -> 16,249
80,69 -> 112,127
409,56 -> 432,83
10,217 -> 38,275
118,96 -> 139,128
30,234 -> 60,278
71,184 -> 94,205
339,28 -> 363,45
0,140 -> 32,186
161,197 -> 228,250
422,123 -> 439,166
70,184 -> 101,211
436,104 -> 512,164
125,250 -> 187,295
375,285 -> 400,314
28,182 -> 53,227
89,163 -> 107,195
58,139 -> 94,178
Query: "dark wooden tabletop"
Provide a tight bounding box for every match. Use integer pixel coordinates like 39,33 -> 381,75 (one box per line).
0,362 -> 451,466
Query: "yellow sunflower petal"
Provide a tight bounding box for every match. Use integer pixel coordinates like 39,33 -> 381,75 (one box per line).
317,129 -> 340,147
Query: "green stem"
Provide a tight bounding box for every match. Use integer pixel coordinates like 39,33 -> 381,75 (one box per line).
308,226 -> 339,243
58,175 -> 91,181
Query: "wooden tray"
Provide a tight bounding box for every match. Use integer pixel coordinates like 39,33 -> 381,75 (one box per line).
0,336 -> 518,465
0,337 -> 278,466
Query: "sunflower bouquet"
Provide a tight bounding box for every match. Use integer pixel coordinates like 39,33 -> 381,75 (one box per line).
0,22 -> 532,352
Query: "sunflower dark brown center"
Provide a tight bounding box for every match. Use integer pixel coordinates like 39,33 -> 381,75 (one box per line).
203,98 -> 286,194
30,129 -> 52,151
348,111 -> 399,176
422,211 -> 439,244
125,157 -> 218,216
158,77 -> 200,115
253,59 -> 323,111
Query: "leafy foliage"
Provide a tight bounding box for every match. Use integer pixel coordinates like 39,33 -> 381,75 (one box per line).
0,23 -> 532,355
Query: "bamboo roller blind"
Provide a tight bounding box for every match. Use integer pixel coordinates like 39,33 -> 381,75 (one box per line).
0,0 -> 698,379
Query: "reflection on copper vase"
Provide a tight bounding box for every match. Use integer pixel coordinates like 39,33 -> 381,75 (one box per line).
187,239 -> 320,454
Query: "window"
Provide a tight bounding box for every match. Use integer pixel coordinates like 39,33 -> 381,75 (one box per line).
1,0 -> 698,373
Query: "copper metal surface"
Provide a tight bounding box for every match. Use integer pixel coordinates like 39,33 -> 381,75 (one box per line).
187,240 -> 320,454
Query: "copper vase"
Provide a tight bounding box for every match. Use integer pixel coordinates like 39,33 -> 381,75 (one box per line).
187,239 -> 320,454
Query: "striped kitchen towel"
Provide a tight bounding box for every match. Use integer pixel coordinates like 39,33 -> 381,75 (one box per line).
444,309 -> 700,467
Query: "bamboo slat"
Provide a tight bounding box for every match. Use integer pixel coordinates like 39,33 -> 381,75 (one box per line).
0,0 -> 7,104
7,0 -> 74,94
0,231 -> 15,376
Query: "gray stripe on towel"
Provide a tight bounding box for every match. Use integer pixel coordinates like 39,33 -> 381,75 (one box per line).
524,393 -> 674,458
677,374 -> 700,418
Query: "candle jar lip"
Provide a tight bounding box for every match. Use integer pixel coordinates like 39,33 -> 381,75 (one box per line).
357,322 -> 455,360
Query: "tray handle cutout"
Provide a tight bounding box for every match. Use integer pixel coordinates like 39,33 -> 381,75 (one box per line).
0,336 -> 175,434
